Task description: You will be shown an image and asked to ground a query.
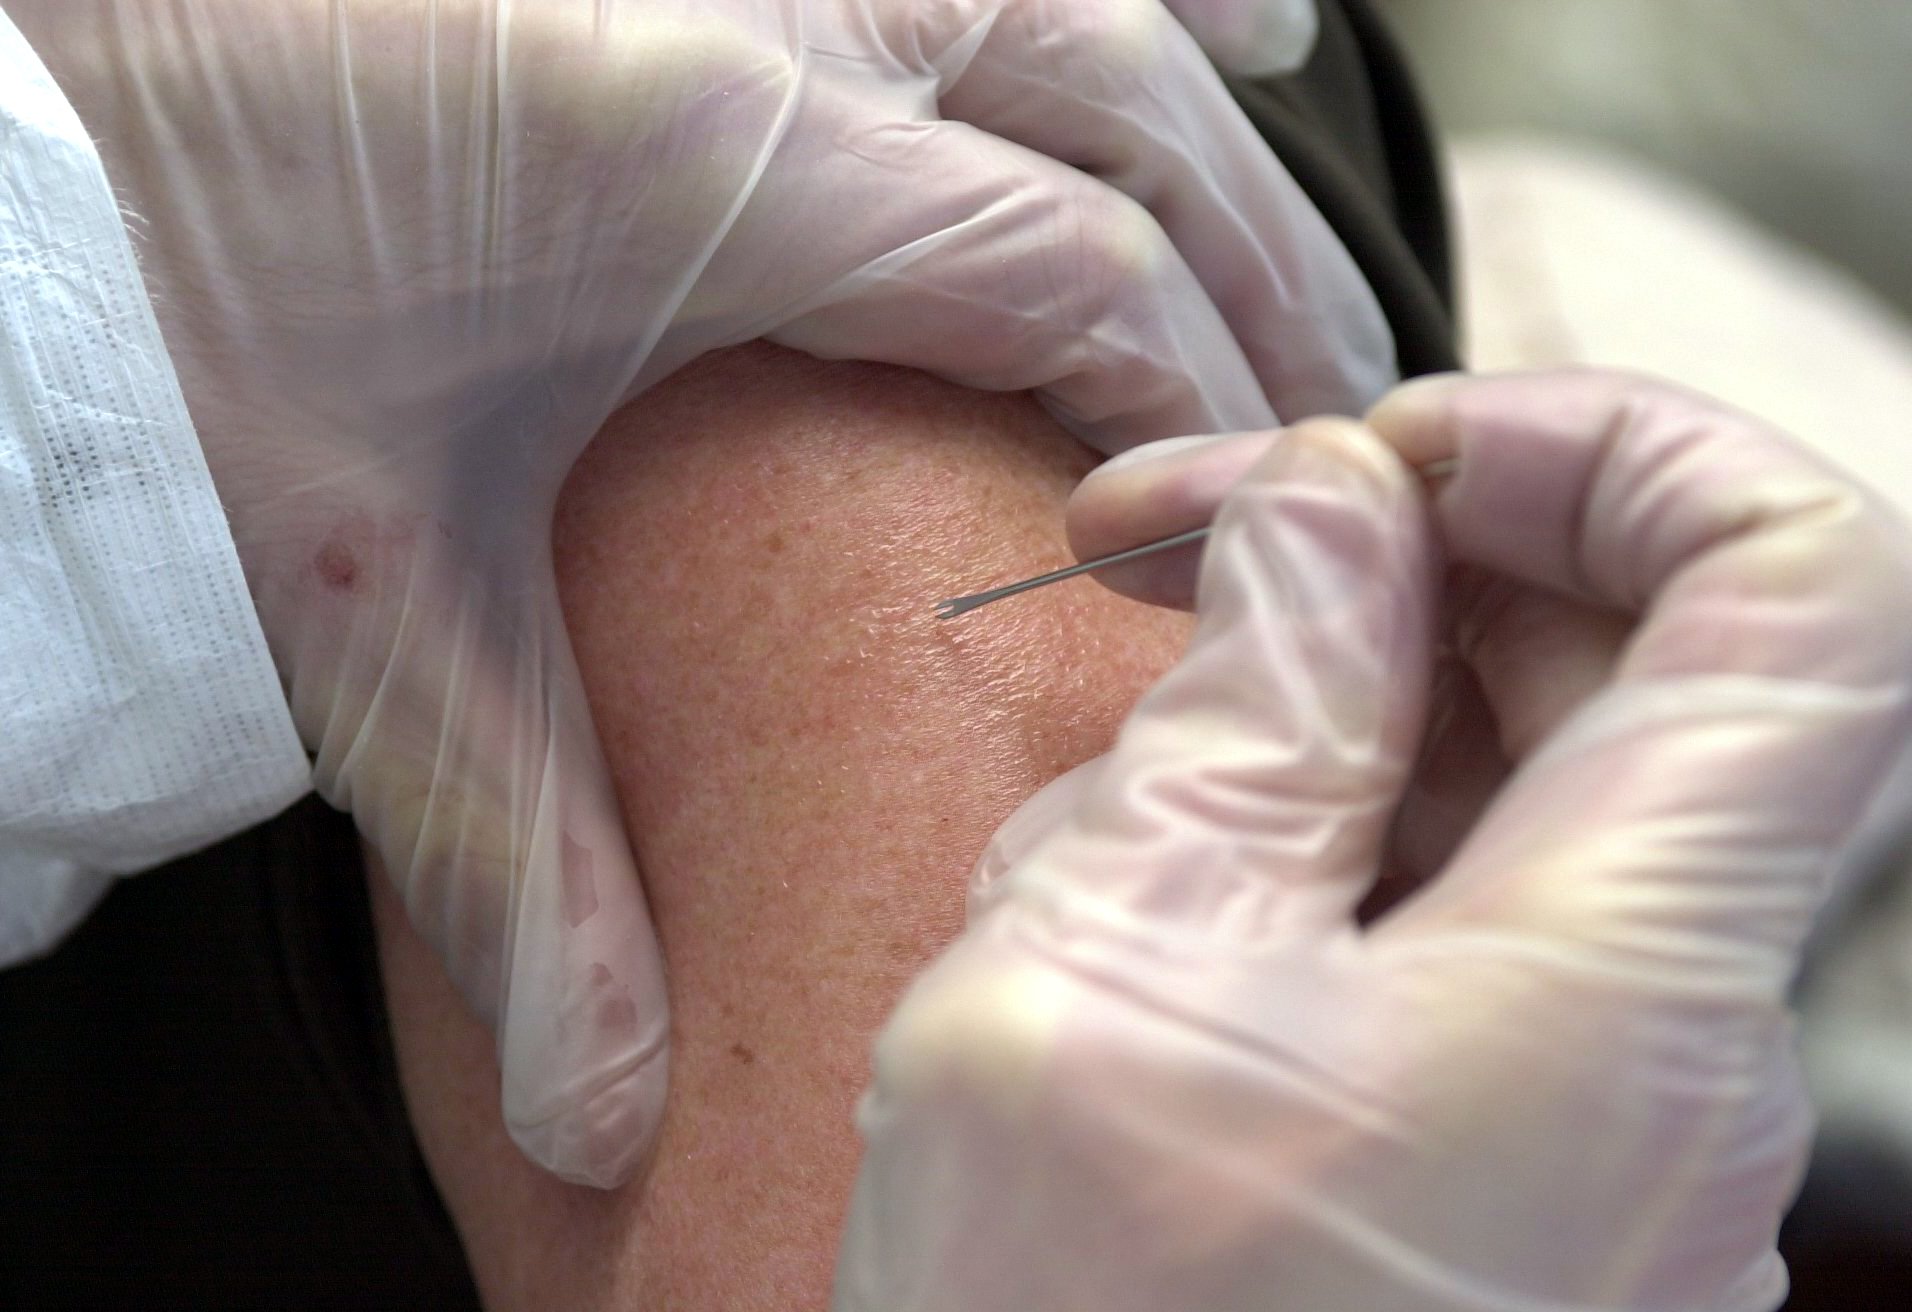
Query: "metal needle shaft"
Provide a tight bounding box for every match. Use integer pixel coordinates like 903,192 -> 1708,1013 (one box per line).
935,527 -> 1211,619
932,455 -> 1458,620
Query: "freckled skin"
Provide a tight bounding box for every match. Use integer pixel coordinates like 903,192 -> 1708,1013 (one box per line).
368,343 -> 1194,1311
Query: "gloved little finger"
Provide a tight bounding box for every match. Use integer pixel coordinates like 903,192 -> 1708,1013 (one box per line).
1008,419 -> 1435,938
492,650 -> 671,1188
304,558 -> 669,1189
1163,0 -> 1321,76
933,0 -> 1391,420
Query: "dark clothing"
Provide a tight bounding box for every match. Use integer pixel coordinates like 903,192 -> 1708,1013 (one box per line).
0,4 -> 1465,1305
1225,0 -> 1457,380
0,798 -> 479,1309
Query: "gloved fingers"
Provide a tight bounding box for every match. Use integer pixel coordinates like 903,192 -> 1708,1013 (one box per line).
931,0 -> 1392,422
1065,430 -> 1277,608
757,115 -> 1276,448
1160,0 -> 1322,76
1009,419 -> 1435,938
295,548 -> 668,1189
1367,371 -> 1912,982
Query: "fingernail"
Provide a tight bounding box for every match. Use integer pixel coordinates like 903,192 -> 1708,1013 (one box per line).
1368,372 -> 1467,422
1365,373 -> 1469,471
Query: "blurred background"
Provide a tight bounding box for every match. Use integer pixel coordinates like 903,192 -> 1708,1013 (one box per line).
1382,0 -> 1911,314
1372,0 -> 1912,488
1375,5 -> 1912,1306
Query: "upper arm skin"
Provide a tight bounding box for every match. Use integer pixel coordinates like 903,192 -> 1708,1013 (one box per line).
368,342 -> 1195,1310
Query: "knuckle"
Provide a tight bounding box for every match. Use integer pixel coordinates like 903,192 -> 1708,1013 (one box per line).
1047,182 -> 1174,324
963,0 -> 1168,99
1816,490 -> 1912,653
920,0 -> 1171,85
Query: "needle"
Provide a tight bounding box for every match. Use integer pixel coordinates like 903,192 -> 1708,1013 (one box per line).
934,527 -> 1210,619
933,456 -> 1459,620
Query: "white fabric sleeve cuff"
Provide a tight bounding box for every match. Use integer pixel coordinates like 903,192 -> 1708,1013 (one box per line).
0,11 -> 312,967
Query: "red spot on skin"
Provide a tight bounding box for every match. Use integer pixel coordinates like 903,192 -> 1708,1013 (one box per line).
314,540 -> 360,591
561,832 -> 600,929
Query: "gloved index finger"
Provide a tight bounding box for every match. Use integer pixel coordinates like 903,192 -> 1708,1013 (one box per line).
1368,370 -> 1912,990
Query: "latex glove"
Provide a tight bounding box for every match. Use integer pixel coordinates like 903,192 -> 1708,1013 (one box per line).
1164,0 -> 1320,76
836,370 -> 1912,1310
8,0 -> 1391,1187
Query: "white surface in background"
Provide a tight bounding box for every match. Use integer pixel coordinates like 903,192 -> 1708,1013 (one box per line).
1452,134 -> 1912,508
1381,0 -> 1912,318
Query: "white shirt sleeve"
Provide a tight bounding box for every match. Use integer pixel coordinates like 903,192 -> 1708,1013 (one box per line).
0,10 -> 312,966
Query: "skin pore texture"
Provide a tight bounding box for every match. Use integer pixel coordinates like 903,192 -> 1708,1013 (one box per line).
368,342 -> 1196,1310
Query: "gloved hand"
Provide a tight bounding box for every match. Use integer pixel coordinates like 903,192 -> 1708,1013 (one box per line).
7,0 -> 1388,1188
836,370 -> 1912,1310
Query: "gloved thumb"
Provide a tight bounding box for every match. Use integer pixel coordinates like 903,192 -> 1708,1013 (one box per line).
1162,0 -> 1321,77
999,418 -> 1435,938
